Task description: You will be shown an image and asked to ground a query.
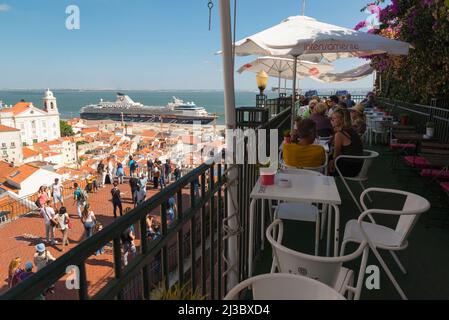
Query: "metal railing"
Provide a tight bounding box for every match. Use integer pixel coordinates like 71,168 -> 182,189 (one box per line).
0,180 -> 87,223
377,97 -> 449,143
1,102 -> 291,300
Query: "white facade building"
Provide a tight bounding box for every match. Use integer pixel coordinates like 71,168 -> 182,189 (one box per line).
0,124 -> 24,165
0,89 -> 61,146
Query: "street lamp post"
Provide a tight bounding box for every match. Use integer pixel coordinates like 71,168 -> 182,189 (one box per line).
256,70 -> 269,108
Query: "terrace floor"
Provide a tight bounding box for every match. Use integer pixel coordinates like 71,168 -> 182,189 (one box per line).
254,145 -> 449,299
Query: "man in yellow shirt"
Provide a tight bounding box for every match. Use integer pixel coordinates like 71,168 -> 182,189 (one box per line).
283,118 -> 326,168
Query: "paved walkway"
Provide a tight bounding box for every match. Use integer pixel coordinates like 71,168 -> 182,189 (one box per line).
0,180 -> 176,299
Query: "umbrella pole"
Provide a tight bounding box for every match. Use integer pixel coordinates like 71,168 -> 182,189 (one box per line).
278,71 -> 281,97
291,55 -> 298,130
219,0 -> 239,291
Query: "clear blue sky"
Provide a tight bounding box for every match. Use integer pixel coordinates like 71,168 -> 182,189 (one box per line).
0,0 -> 378,90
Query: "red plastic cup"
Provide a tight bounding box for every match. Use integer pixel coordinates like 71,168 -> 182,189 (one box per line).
260,168 -> 276,186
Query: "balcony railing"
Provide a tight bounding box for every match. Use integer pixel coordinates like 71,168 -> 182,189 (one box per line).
0,180 -> 87,223
377,97 -> 449,143
1,101 -> 291,300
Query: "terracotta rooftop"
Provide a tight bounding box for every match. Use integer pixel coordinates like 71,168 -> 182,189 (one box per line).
22,147 -> 40,159
0,124 -> 20,132
6,164 -> 39,184
0,102 -> 37,116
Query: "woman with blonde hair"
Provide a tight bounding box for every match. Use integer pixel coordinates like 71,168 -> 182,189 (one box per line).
8,257 -> 24,288
328,108 -> 364,177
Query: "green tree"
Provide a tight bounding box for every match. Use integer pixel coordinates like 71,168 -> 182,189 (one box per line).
60,120 -> 75,137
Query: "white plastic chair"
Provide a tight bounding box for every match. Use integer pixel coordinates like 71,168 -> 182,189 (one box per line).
266,219 -> 369,299
340,188 -> 431,300
274,169 -> 327,255
335,150 -> 379,213
224,273 -> 346,300
371,119 -> 392,145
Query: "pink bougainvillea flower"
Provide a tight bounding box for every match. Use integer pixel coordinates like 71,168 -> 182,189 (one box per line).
354,20 -> 367,30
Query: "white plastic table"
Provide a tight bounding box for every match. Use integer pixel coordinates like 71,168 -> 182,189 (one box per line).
248,172 -> 342,277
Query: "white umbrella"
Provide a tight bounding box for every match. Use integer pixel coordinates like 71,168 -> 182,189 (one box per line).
311,63 -> 374,83
237,56 -> 334,95
231,15 -> 412,128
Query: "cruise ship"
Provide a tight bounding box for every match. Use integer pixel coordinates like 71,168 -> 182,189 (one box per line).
80,93 -> 217,124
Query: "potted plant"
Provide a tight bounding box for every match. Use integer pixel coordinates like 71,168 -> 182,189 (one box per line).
426,121 -> 435,138
153,282 -> 206,300
399,113 -> 409,126
283,129 -> 292,144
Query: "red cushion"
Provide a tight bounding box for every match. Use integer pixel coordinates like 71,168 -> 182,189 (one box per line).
441,182 -> 449,193
420,169 -> 449,179
404,156 -> 431,168
390,143 -> 416,149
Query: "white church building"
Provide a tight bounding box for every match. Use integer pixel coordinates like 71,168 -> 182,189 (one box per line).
0,89 -> 61,146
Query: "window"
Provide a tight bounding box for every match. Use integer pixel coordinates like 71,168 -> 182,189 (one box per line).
10,142 -> 15,148
33,139 -> 38,144
2,150 -> 7,156
1,143 -> 6,149
42,121 -> 47,128
31,121 -> 36,129
20,124 -> 25,130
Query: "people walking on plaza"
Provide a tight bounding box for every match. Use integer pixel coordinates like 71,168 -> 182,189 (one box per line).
56,206 -> 70,251
128,155 -> 138,176
135,184 -> 146,206
34,243 -> 56,271
36,185 -> 48,209
121,227 -> 136,266
81,204 -> 96,239
147,157 -> 154,180
8,257 -> 24,288
34,243 -> 56,296
19,262 -> 34,282
159,163 -> 166,189
174,166 -> 181,181
97,160 -> 106,187
41,200 -> 58,245
94,222 -> 105,256
139,173 -> 148,190
73,182 -> 87,218
111,181 -> 123,218
116,162 -> 125,184
153,166 -> 160,189
164,160 -> 171,183
51,178 -> 64,209
129,173 -> 140,206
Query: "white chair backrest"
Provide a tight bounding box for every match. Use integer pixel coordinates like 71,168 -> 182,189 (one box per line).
224,273 -> 345,300
357,150 -> 379,179
266,219 -> 364,288
395,192 -> 430,243
360,188 -> 431,246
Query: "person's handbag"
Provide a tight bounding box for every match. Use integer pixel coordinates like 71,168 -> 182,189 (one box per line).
66,216 -> 73,229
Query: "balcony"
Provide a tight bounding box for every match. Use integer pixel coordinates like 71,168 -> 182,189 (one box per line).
1,98 -> 449,300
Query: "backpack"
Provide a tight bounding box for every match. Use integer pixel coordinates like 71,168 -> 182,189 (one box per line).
77,188 -> 88,202
130,161 -> 138,171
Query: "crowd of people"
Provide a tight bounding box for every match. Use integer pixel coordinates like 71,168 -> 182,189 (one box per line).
284,92 -> 372,177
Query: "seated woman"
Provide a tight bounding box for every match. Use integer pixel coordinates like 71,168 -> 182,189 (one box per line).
349,104 -> 367,136
283,119 -> 326,169
309,103 -> 334,138
328,108 -> 364,177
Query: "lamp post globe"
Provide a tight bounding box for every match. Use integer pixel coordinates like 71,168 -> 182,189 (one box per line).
256,70 -> 269,95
